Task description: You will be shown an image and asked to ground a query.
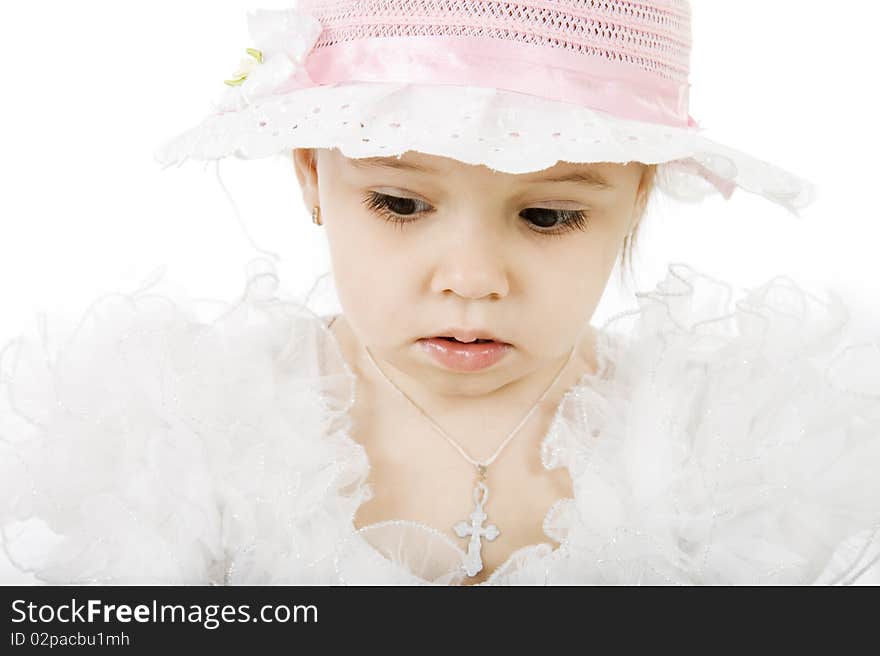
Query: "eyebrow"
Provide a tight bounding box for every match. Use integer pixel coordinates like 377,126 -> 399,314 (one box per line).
348,157 -> 614,189
532,171 -> 614,189
349,156 -> 434,174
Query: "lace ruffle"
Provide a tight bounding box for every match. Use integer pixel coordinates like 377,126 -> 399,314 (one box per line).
0,290 -> 224,583
156,82 -> 814,214
535,264 -> 880,583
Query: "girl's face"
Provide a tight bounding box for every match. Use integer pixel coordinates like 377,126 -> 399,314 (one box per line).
293,147 -> 651,401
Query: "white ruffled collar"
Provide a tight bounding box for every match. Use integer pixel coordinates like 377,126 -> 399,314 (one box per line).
3,260 -> 878,584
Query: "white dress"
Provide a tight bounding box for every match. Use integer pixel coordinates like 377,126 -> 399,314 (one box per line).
1,260 -> 879,585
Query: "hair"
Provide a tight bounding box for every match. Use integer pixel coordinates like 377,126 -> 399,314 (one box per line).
620,163 -> 658,288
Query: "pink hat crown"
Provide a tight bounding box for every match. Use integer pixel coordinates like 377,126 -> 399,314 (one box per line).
296,0 -> 696,128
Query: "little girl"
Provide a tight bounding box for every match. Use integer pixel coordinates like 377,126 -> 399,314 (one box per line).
2,1 -> 879,585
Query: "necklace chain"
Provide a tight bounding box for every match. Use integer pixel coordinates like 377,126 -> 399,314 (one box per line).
362,341 -> 578,472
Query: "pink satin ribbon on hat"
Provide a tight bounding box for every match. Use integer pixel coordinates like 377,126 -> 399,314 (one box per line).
278,35 -> 698,129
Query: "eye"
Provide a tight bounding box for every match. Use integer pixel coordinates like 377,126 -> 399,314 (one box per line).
361,191 -> 432,229
519,207 -> 591,237
361,191 -> 590,236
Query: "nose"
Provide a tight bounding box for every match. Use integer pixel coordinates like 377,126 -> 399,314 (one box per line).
430,221 -> 510,300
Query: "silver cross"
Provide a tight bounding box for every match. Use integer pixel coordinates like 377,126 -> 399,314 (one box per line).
454,480 -> 500,576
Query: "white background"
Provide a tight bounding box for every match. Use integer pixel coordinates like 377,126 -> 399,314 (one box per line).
0,1 -> 878,581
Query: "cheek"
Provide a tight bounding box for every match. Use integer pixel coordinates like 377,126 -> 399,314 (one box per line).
323,206 -> 412,331
530,263 -> 605,316
570,210 -> 632,279
326,196 -> 413,264
541,218 -> 622,277
523,233 -> 616,320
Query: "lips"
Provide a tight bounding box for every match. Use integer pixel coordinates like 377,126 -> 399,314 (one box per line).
417,337 -> 513,372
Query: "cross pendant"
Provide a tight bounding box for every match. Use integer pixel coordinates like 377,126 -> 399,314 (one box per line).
453,479 -> 500,577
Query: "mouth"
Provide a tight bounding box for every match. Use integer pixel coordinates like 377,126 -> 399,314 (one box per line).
417,336 -> 513,372
432,336 -> 499,344
420,329 -> 511,346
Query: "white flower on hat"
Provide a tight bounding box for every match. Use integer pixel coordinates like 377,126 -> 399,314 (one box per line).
216,9 -> 323,112
224,48 -> 263,86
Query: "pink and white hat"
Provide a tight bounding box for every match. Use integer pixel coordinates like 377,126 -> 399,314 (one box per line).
154,1 -> 815,214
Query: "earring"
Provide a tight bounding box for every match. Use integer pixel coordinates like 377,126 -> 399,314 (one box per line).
311,205 -> 322,226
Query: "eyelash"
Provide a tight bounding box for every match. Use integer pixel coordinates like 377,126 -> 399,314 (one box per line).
360,191 -> 590,237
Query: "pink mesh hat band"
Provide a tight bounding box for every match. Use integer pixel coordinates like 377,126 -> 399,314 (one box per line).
281,0 -> 697,129
155,1 -> 816,214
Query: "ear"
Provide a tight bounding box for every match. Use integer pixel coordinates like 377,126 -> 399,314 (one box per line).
291,148 -> 319,208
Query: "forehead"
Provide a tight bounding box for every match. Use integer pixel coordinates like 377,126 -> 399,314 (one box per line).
333,149 -> 627,190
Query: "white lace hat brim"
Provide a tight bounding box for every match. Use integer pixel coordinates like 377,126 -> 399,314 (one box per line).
154,81 -> 816,215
